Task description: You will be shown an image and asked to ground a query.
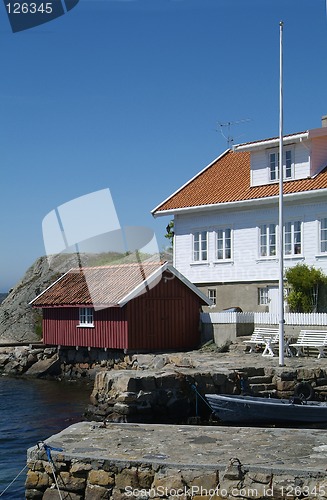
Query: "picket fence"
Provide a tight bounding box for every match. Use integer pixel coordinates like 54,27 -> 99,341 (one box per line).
201,311 -> 327,326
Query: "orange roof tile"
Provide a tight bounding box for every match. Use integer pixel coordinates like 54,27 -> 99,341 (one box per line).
153,150 -> 327,213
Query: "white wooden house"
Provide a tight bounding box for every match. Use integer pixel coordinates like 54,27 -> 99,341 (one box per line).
152,118 -> 327,313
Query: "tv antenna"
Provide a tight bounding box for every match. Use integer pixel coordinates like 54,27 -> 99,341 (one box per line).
217,118 -> 251,147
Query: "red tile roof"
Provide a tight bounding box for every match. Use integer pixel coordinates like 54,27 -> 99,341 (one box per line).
153,150 -> 327,213
31,261 -> 165,307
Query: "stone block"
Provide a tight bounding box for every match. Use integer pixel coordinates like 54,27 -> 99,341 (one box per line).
116,391 -> 138,403
115,468 -> 140,490
43,488 -> 82,500
137,468 -> 155,488
70,462 -> 93,475
151,355 -> 167,370
153,470 -> 184,490
25,488 -> 44,499
44,461 -> 67,474
111,487 -> 136,500
28,460 -> 45,472
139,376 -> 157,392
85,483 -> 111,499
248,376 -> 272,384
25,470 -> 51,489
280,370 -> 297,381
87,469 -> 115,487
156,372 -> 180,390
249,384 -> 267,393
276,380 -> 296,392
247,472 -> 272,484
56,471 -> 86,492
212,373 -> 227,386
297,368 -> 320,380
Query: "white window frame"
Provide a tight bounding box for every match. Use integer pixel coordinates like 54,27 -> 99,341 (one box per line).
193,231 -> 208,262
258,287 -> 269,305
215,228 -> 232,261
320,217 -> 327,254
269,151 -> 279,181
285,149 -> 293,179
78,307 -> 94,327
268,148 -> 293,182
284,220 -> 302,257
259,224 -> 277,258
208,289 -> 217,306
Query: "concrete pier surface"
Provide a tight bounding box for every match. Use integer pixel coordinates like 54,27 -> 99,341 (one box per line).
29,421 -> 327,476
26,421 -> 327,499
28,422 -> 327,478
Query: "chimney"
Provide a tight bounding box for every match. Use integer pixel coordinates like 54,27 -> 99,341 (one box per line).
322,115 -> 327,127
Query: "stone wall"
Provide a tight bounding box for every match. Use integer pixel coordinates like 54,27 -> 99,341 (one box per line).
87,362 -> 327,423
25,440 -> 327,500
0,346 -> 130,379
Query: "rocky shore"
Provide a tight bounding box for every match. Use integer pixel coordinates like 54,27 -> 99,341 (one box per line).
0,345 -> 128,379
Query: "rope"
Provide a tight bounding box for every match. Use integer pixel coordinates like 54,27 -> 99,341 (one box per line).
38,442 -> 64,500
0,442 -> 64,498
190,384 -> 215,412
0,464 -> 28,497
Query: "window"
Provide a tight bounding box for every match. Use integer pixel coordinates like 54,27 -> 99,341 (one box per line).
284,221 -> 302,256
259,224 -> 276,257
208,289 -> 217,306
79,307 -> 94,326
321,218 -> 327,253
269,149 -> 293,181
258,287 -> 269,305
216,228 -> 232,260
285,150 -> 292,179
193,231 -> 208,261
269,152 -> 279,181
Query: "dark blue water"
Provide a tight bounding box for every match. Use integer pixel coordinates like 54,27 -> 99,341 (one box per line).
0,376 -> 92,499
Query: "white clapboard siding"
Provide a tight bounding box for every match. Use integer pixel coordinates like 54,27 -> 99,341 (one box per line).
201,312 -> 327,326
174,199 -> 327,285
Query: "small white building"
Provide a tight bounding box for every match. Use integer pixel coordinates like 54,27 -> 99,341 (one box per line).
152,118 -> 327,313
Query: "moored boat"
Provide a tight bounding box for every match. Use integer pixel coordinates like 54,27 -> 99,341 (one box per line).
205,393 -> 327,424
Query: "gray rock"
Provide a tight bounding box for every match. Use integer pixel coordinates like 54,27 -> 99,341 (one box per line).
24,355 -> 61,377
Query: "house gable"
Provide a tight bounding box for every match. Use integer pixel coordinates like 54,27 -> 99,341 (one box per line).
152,125 -> 327,217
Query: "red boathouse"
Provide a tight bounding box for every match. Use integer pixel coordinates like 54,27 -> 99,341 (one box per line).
30,261 -> 211,352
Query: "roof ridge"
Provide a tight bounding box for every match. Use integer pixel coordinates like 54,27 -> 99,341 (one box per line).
69,261 -> 166,271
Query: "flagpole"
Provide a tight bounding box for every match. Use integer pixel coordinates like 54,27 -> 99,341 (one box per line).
278,20 -> 285,366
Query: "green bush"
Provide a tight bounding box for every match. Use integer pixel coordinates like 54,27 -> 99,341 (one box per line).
285,264 -> 327,313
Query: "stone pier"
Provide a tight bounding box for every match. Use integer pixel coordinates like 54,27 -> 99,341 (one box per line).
87,349 -> 327,422
26,421 -> 327,499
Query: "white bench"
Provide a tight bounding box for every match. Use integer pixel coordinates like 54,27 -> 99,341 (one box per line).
290,330 -> 327,359
243,327 -> 279,357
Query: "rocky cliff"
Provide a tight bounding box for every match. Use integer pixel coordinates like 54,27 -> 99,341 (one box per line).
0,253 -> 88,342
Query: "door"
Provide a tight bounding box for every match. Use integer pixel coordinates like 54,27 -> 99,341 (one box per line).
268,286 -> 279,314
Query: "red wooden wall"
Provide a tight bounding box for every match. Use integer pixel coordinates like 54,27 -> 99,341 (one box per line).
43,306 -> 128,349
42,270 -> 202,351
127,270 -> 201,350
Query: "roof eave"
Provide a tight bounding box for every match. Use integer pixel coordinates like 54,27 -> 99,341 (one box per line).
153,187 -> 327,217
233,132 -> 309,152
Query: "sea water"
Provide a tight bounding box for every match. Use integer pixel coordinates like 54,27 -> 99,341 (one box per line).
0,376 -> 92,499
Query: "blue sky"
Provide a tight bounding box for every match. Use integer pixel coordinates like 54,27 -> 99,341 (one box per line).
1,0 -> 327,291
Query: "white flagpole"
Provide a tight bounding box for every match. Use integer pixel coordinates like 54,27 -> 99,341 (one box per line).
278,20 -> 285,366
